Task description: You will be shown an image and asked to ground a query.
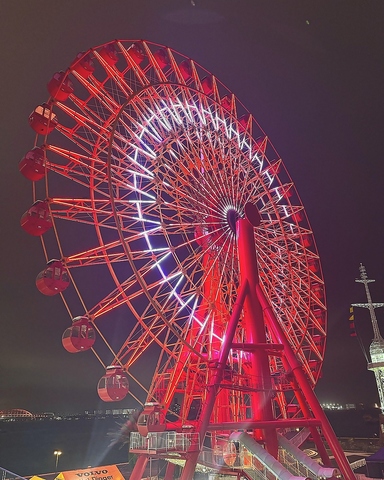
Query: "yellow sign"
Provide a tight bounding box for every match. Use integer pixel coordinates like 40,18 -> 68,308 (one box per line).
55,465 -> 124,480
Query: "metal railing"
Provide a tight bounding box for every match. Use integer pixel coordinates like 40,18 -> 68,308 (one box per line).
278,447 -> 314,478
130,431 -> 200,453
0,467 -> 27,480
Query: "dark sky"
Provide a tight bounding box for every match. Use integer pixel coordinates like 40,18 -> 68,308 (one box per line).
1,0 -> 384,415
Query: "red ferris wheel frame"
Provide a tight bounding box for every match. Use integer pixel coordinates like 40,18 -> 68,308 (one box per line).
20,40 -> 354,479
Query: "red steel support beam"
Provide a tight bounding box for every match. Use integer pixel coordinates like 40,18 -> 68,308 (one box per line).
128,454 -> 148,480
179,280 -> 249,480
255,283 -> 356,480
237,217 -> 278,456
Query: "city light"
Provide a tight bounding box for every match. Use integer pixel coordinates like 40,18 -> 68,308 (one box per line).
54,450 -> 62,469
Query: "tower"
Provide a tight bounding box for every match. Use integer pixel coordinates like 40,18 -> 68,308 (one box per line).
352,264 -> 384,414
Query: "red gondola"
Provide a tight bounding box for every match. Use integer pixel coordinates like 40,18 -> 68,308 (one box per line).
308,359 -> 318,371
308,258 -> 319,272
47,71 -> 74,102
313,308 -> 325,325
312,283 -> 324,300
137,403 -> 166,437
36,260 -> 70,296
29,103 -> 58,135
20,200 -> 52,236
291,211 -> 303,223
97,365 -> 129,402
99,44 -> 119,66
222,440 -> 237,467
221,95 -> 232,111
179,60 -> 192,80
128,43 -> 145,64
153,49 -> 169,69
238,113 -> 251,131
70,52 -> 95,78
19,147 -> 46,182
62,316 -> 96,353
201,76 -> 213,95
255,137 -> 267,155
301,234 -> 312,248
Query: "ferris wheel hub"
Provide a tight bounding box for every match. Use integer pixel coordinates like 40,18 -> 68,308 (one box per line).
244,202 -> 261,228
226,208 -> 240,234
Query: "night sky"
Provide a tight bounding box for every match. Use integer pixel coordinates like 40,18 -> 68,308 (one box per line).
1,0 -> 384,415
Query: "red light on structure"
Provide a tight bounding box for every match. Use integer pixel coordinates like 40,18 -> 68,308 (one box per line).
20,200 -> 52,236
47,71 -> 74,102
97,365 -> 129,402
29,103 -> 58,135
70,52 -> 95,78
19,147 -> 46,181
62,316 -> 96,353
36,260 -> 70,296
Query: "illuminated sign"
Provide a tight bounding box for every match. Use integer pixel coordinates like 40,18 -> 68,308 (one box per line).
55,465 -> 124,480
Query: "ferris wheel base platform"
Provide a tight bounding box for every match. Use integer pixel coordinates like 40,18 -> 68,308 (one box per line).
130,430 -> 343,480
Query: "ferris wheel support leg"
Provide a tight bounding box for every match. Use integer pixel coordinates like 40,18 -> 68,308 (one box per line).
255,284 -> 356,480
164,461 -> 176,480
129,454 -> 148,480
290,375 -> 331,465
237,217 -> 278,457
179,281 -> 249,480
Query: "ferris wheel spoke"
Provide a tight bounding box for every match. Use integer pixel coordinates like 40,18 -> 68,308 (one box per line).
118,308 -> 190,370
72,73 -> 123,113
46,167 -> 109,196
49,198 -> 116,225
46,145 -> 106,168
113,42 -> 151,88
65,92 -> 118,129
56,101 -> 112,137
55,124 -> 106,158
67,252 -> 126,268
88,277 -> 141,319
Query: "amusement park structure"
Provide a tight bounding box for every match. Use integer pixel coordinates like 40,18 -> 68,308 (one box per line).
20,40 -> 355,479
352,264 -> 384,413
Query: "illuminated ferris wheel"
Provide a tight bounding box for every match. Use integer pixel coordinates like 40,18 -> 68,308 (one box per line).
20,39 -> 349,479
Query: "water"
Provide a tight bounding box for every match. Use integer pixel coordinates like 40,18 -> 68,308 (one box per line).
0,417 -> 132,477
0,409 -> 380,478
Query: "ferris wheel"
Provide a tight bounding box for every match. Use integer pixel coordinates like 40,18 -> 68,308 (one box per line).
20,39 -> 342,477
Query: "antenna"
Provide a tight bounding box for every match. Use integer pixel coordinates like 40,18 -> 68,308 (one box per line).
352,264 -> 384,412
